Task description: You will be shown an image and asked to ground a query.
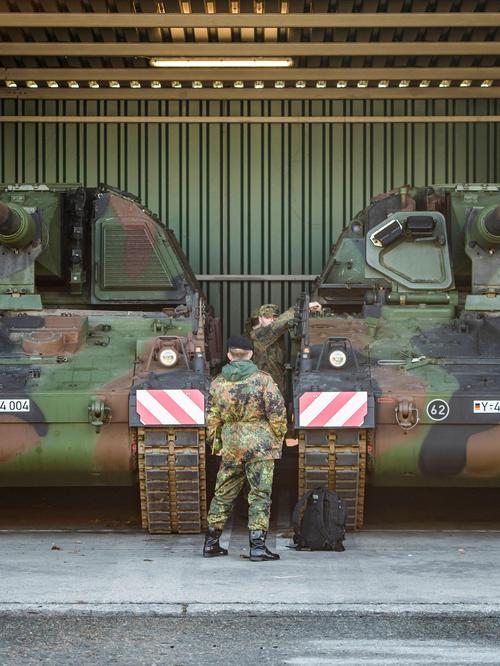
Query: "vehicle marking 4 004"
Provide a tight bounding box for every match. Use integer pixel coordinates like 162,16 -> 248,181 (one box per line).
0,399 -> 30,413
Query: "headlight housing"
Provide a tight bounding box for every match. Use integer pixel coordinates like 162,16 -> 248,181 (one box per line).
329,349 -> 347,368
159,347 -> 178,368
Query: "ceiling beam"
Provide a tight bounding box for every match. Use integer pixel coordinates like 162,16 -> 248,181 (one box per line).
0,87 -> 498,101
1,42 -> 499,57
0,12 -> 499,29
1,115 -> 499,124
2,67 -> 499,82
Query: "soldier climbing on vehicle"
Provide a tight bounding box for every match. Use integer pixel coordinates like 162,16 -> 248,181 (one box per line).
249,302 -> 322,397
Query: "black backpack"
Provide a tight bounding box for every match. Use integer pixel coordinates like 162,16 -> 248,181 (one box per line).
291,488 -> 346,551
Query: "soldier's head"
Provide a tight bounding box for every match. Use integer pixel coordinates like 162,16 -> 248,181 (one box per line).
227,335 -> 253,362
258,303 -> 279,327
248,307 -> 260,330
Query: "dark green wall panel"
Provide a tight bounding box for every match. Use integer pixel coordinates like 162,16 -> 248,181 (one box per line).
1,98 -> 499,338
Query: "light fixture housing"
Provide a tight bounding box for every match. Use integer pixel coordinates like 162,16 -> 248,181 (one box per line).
295,80 -> 306,88
329,349 -> 347,368
130,80 -> 141,88
5,80 -> 17,88
254,80 -> 264,89
159,348 -> 178,368
47,80 -> 59,88
88,80 -> 100,88
151,81 -> 162,88
316,80 -> 327,89
439,79 -> 451,88
378,80 -> 389,88
68,80 -> 79,88
399,80 -> 410,88
26,80 -> 38,88
109,80 -> 121,88
171,80 -> 182,88
275,80 -> 285,88
337,80 -> 348,88
150,57 -> 293,68
234,80 -> 244,88
460,79 -> 472,87
192,80 -> 203,88
481,79 -> 493,88
419,80 -> 431,87
357,80 -> 368,88
213,80 -> 224,88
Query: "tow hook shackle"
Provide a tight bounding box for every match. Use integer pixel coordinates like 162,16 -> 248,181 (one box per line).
395,398 -> 419,431
88,397 -> 111,433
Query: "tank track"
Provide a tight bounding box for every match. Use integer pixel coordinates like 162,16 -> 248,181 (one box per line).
298,428 -> 368,530
137,427 -> 207,534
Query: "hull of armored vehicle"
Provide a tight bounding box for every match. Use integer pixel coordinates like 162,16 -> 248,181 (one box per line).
0,185 -> 220,533
292,184 -> 500,529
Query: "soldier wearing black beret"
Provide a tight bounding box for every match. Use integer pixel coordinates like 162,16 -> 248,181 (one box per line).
203,335 -> 287,562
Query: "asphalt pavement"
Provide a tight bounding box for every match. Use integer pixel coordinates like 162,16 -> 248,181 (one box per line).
2,612 -> 500,665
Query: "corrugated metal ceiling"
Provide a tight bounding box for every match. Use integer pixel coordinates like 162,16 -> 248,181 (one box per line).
0,1 -> 498,98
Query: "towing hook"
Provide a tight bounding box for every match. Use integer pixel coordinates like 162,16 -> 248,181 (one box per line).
88,397 -> 111,433
395,398 -> 419,431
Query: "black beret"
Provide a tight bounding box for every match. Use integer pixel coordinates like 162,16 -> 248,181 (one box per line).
227,335 -> 253,351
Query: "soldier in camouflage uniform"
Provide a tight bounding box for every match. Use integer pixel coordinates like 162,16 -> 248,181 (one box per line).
203,335 -> 287,562
250,302 -> 323,397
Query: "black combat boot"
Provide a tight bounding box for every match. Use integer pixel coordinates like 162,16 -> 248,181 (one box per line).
249,530 -> 280,562
203,527 -> 228,558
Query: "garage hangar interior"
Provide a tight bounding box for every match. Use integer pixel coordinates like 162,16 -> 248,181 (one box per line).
0,1 -> 499,337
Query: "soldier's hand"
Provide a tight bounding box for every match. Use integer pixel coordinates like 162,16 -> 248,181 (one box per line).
309,301 -> 322,313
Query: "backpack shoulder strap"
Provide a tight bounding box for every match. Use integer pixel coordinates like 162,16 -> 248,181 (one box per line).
315,488 -> 332,544
291,489 -> 315,532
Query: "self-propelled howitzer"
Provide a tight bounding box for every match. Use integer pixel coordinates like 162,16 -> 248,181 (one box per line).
292,184 -> 500,529
0,184 -> 221,533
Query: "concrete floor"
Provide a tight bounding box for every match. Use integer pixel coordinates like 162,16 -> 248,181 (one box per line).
1,528 -> 500,615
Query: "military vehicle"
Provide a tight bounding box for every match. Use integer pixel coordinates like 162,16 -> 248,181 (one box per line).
0,184 -> 221,533
292,183 -> 500,529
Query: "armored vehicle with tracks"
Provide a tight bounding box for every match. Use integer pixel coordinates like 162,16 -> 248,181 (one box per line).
0,184 -> 220,533
293,184 -> 500,529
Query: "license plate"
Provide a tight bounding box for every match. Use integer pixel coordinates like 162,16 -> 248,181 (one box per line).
473,400 -> 500,414
0,398 -> 31,413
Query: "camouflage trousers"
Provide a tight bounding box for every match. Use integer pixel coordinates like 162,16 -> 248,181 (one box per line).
207,458 -> 275,531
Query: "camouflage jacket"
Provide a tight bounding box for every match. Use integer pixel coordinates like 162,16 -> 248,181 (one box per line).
207,360 -> 288,462
249,307 -> 294,395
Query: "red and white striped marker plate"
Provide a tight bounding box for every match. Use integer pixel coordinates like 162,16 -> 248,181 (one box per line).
136,389 -> 205,426
298,391 -> 368,428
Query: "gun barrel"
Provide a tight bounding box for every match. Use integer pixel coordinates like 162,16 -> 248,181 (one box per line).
0,201 -> 35,248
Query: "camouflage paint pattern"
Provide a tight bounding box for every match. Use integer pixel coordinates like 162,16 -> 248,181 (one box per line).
207,362 -> 287,461
293,183 -> 500,488
207,458 -> 275,530
250,307 -> 294,396
0,184 -> 219,487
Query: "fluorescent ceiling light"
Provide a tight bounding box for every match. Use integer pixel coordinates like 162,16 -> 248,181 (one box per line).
150,57 -> 293,68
